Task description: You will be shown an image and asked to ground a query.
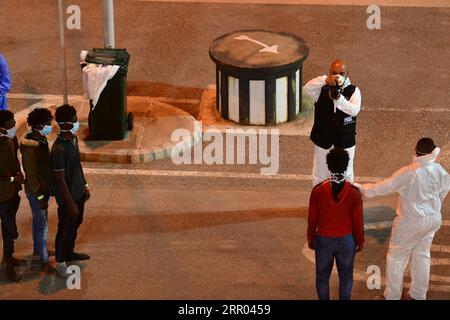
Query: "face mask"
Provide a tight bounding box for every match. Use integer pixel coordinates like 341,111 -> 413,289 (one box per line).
335,75 -> 346,86
330,173 -> 346,184
0,127 -> 17,139
58,121 -> 79,134
38,125 -> 52,136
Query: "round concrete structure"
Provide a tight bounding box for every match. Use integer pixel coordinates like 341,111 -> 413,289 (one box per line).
209,30 -> 309,125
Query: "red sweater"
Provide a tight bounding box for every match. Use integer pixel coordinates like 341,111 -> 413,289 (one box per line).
307,181 -> 364,246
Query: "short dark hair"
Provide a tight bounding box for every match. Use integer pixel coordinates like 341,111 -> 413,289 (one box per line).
326,148 -> 350,174
27,108 -> 53,127
416,137 -> 436,155
55,104 -> 77,123
0,110 -> 14,127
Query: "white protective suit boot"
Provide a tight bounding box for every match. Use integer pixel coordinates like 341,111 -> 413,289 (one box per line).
384,214 -> 441,300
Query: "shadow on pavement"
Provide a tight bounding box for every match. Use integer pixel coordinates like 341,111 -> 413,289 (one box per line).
75,207 -> 310,243
0,256 -> 42,285
38,261 -> 87,295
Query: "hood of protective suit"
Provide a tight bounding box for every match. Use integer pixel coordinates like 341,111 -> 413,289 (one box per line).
413,147 -> 441,166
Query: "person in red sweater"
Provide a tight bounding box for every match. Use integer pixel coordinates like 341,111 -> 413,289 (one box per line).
307,148 -> 364,300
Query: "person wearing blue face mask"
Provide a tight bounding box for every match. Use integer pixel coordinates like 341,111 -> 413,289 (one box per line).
50,104 -> 91,279
20,108 -> 55,274
0,110 -> 24,282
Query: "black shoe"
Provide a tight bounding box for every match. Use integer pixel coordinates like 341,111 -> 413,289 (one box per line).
2,255 -> 26,267
68,252 -> 90,261
4,256 -> 21,282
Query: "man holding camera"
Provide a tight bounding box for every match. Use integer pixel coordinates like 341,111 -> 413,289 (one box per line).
303,60 -> 362,186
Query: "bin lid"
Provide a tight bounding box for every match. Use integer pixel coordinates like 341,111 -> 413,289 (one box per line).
85,48 -> 130,67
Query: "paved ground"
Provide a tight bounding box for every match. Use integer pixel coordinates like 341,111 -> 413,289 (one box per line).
0,0 -> 449,300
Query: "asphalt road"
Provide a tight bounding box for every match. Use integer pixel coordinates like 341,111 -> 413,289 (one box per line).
0,0 -> 449,300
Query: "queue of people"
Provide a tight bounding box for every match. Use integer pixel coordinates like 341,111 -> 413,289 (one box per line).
0,55 -> 448,301
0,105 -> 91,282
304,60 -> 450,300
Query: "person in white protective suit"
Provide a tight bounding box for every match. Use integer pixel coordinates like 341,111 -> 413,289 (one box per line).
355,138 -> 450,300
303,60 -> 362,186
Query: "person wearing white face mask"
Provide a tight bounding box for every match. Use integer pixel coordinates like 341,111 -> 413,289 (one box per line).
20,108 -> 56,274
354,138 -> 450,300
307,148 -> 364,300
0,110 -> 24,282
50,104 -> 91,279
303,59 -> 362,186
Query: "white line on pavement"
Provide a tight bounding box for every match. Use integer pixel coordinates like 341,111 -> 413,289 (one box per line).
134,0 -> 450,8
361,107 -> 450,113
8,93 -> 450,114
7,93 -> 85,100
7,93 -> 199,105
82,167 -> 383,183
364,221 -> 393,230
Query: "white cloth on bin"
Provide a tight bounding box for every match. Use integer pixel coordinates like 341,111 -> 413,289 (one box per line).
82,63 -> 120,109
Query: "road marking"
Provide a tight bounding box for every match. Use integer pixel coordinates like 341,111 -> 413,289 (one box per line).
234,35 -> 278,54
7,93 -> 200,105
133,0 -> 450,8
82,167 -> 383,183
9,93 -> 449,114
7,93 -> 85,100
361,107 -> 449,113
364,221 -> 393,230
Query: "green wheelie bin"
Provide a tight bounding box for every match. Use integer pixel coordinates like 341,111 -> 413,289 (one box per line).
85,48 -> 133,140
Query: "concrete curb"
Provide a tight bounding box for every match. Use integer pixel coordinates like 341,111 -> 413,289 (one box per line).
77,101 -> 201,163
197,85 -> 315,137
13,97 -> 200,164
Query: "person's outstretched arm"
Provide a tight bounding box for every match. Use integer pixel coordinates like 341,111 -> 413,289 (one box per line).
359,166 -> 412,198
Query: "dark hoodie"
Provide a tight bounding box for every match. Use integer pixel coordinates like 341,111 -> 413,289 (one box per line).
20,132 -> 52,197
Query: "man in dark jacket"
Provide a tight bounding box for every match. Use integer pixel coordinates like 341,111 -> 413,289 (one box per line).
21,108 -> 55,274
0,110 -> 24,282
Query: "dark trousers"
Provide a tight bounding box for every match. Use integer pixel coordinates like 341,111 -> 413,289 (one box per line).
0,195 -> 20,256
314,234 -> 356,300
55,199 -> 85,263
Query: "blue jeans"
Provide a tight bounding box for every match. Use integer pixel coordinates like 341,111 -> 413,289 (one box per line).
26,192 -> 49,263
314,234 -> 356,300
